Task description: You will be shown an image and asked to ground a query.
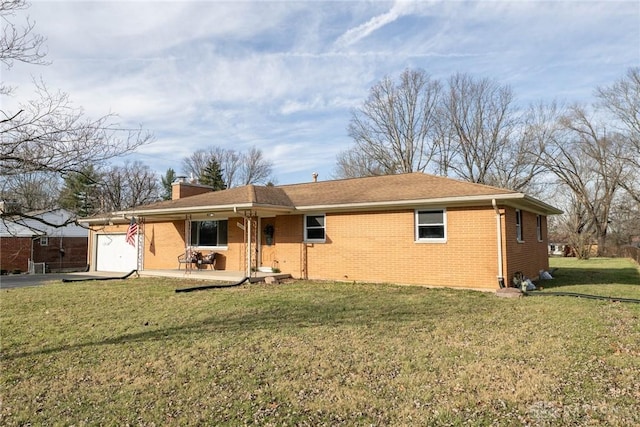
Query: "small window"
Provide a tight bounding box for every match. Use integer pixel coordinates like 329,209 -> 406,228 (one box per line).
190,220 -> 228,247
416,209 -> 446,242
305,214 -> 325,242
536,215 -> 543,242
516,210 -> 523,242
40,236 -> 48,246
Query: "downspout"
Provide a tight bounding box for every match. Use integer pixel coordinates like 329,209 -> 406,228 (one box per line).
492,199 -> 505,288
246,215 -> 252,278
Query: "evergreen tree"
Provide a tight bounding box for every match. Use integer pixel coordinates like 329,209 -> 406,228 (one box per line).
160,168 -> 176,200
58,165 -> 103,217
199,158 -> 226,191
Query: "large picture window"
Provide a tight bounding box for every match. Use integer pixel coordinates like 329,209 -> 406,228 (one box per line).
304,214 -> 325,242
191,220 -> 228,247
415,209 -> 446,242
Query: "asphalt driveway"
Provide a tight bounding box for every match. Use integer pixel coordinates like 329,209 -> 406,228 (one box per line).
0,272 -> 118,289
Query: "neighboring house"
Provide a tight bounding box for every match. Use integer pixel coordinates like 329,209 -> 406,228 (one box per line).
0,208 -> 89,274
84,173 -> 561,290
548,242 -> 572,256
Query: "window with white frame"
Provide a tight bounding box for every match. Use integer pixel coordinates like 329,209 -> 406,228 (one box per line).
190,220 -> 228,247
415,209 -> 446,242
304,214 -> 326,242
536,215 -> 543,242
516,209 -> 523,241
39,236 -> 48,246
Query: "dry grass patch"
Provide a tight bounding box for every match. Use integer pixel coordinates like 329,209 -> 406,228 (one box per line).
1,259 -> 639,425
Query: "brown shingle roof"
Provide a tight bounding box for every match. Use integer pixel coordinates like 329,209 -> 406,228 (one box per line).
134,173 -> 520,213
280,173 -> 514,206
139,185 -> 293,211
109,173 -> 561,220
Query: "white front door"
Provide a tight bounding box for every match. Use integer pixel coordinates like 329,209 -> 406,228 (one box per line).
96,234 -> 138,272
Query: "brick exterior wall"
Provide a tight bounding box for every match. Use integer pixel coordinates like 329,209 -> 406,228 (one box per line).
502,207 -> 550,286
267,208 -> 502,288
141,221 -> 187,270
87,205 -> 551,290
1,237 -> 32,273
33,237 -> 88,272
1,236 -> 87,273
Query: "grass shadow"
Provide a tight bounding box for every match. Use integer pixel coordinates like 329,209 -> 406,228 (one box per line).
3,286 -> 464,361
543,257 -> 640,289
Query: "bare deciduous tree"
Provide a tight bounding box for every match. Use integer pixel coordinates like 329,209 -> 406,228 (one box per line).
217,148 -> 242,189
338,68 -> 441,177
0,171 -> 60,210
1,0 -> 153,226
338,70 -> 544,192
553,192 -> 596,259
334,146 -> 386,179
100,161 -> 160,211
607,192 -> 640,248
543,105 -> 630,256
596,67 -> 640,205
497,101 -> 563,195
438,73 -> 538,190
182,146 -> 272,188
596,67 -> 640,154
239,146 -> 273,185
181,148 -> 212,182
1,83 -> 152,178
0,0 -> 47,94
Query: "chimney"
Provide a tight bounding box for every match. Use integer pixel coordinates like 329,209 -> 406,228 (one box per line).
171,176 -> 214,200
312,172 -> 318,183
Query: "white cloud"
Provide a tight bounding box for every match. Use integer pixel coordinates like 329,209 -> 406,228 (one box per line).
3,0 -> 639,185
333,0 -> 420,49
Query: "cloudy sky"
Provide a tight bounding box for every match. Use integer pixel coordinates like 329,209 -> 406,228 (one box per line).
5,0 -> 640,185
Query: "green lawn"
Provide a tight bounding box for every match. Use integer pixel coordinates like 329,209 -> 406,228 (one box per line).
1,258 -> 639,426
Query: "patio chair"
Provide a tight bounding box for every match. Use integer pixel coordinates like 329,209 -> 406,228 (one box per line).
178,249 -> 201,270
198,252 -> 217,270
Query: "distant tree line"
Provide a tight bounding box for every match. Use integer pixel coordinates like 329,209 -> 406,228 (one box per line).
1,144 -> 274,218
336,68 -> 640,258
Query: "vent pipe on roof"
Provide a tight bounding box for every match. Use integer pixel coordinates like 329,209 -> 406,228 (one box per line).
312,172 -> 318,183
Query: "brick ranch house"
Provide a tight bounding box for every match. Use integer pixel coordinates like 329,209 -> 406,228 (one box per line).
1,208 -> 89,274
83,173 -> 561,290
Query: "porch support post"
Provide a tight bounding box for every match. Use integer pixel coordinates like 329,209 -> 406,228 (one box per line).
246,216 -> 252,278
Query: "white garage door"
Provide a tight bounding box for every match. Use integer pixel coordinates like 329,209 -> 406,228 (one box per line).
96,234 -> 138,272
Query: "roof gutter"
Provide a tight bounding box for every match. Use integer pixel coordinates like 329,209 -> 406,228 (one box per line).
294,193 -> 562,215
81,203 -> 293,224
81,191 -> 562,224
493,199 -> 505,289
120,203 -> 255,216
